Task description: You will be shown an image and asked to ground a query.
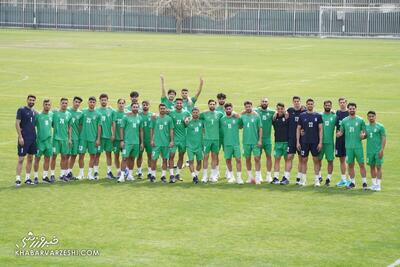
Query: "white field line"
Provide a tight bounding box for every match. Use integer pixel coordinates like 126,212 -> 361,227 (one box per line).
0,70 -> 29,85
388,258 -> 400,267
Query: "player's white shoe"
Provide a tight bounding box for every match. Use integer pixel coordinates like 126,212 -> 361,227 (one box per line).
227,178 -> 236,184
201,176 -> 208,183
127,176 -> 135,181
225,170 -> 230,179
299,179 -> 307,186
76,176 -> 84,180
266,177 -> 272,183
117,176 -> 125,183
210,176 -> 218,183
246,178 -> 253,184
314,180 -> 320,187
236,178 -> 244,185
255,177 -> 262,185
88,176 -> 95,181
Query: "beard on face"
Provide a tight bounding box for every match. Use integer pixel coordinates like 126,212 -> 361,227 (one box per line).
324,108 -> 331,112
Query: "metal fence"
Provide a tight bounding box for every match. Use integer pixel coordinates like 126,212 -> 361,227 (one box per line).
0,0 -> 399,37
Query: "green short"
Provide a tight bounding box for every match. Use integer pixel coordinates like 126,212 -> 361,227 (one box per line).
243,144 -> 261,158
122,144 -> 140,159
140,140 -> 152,155
170,141 -> 186,154
152,146 -> 170,160
224,145 -> 241,159
187,147 -> 203,161
69,139 -> 79,155
36,138 -> 53,157
274,142 -> 288,158
318,143 -> 334,161
53,139 -> 69,155
113,140 -> 122,154
203,139 -> 220,154
98,138 -> 113,153
346,147 -> 364,165
78,140 -> 98,155
367,152 -> 384,166
262,142 -> 272,155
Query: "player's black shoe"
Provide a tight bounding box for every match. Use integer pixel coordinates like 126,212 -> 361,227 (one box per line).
176,174 -> 183,181
137,173 -> 143,180
33,177 -> 39,185
169,175 -> 176,183
280,177 -> 289,185
150,176 -> 156,183
60,176 -> 68,182
362,182 -> 368,190
295,178 -> 301,185
107,171 -> 116,179
15,180 -> 21,187
24,179 -> 32,185
161,176 -> 167,183
271,177 -> 280,185
324,179 -> 330,187
43,177 -> 51,184
147,173 -> 152,180
94,172 -> 99,180
346,182 -> 355,189
319,177 -> 323,183
50,175 -> 55,183
66,172 -> 72,179
193,176 -> 199,184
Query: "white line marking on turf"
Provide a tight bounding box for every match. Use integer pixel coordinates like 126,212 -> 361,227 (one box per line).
388,258 -> 400,267
0,70 -> 29,84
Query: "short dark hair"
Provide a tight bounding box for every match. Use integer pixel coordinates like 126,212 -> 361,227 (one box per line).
181,88 -> 188,92
43,98 -> 50,104
292,96 -> 300,101
276,102 -> 285,108
60,97 -> 68,102
73,96 -> 83,102
159,103 -> 166,108
208,99 -> 216,105
224,102 -> 233,109
244,100 -> 252,106
192,107 -> 199,112
130,91 -> 139,98
88,96 -> 96,102
27,94 -> 36,100
175,98 -> 183,102
99,93 -> 108,100
338,97 -> 347,102
131,102 -> 139,107
323,100 -> 332,105
306,98 -> 314,103
217,93 -> 226,99
142,100 -> 150,105
347,102 -> 357,108
367,110 -> 376,116
117,98 -> 126,104
167,89 -> 176,95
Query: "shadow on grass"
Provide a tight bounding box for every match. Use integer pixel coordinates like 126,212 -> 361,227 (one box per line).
0,176 -> 375,196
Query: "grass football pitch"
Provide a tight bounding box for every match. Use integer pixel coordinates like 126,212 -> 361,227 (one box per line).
0,29 -> 399,266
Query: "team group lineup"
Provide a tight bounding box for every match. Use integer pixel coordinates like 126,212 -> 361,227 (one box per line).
14,75 -> 387,191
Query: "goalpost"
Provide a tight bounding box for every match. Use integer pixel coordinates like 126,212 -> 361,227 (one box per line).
319,6 -> 400,38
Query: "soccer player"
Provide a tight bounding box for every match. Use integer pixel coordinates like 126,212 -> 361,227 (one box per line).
365,111 -> 386,191
335,97 -> 350,187
113,98 -> 126,178
137,100 -> 153,179
216,93 -> 226,113
184,107 -> 204,184
15,95 -> 37,186
286,96 -> 306,185
118,102 -> 143,183
200,99 -> 223,183
160,75 -> 176,112
271,103 -> 290,185
50,98 -> 72,182
241,101 -> 263,184
67,96 -> 83,179
125,91 -> 141,112
220,103 -> 244,184
95,93 -> 116,179
78,96 -> 101,180
150,103 -> 174,183
33,99 -> 53,184
336,102 -> 367,189
216,93 -> 227,178
296,98 -> 323,186
256,97 -> 275,183
181,77 -> 204,112
318,100 -> 337,186
168,98 -> 191,182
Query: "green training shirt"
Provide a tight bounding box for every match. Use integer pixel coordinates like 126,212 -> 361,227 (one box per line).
220,115 -> 241,146
35,111 -> 53,141
151,115 -> 174,147
366,123 -> 386,154
240,113 -> 262,145
200,111 -> 223,141
52,109 -> 71,141
97,107 -> 115,139
68,107 -> 82,141
321,112 -> 337,144
169,109 -> 191,143
79,109 -> 100,142
340,116 -> 366,149
185,119 -> 203,150
121,114 -> 142,145
114,110 -> 126,141
256,107 -> 275,145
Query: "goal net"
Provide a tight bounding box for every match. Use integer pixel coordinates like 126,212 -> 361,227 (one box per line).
319,6 -> 400,38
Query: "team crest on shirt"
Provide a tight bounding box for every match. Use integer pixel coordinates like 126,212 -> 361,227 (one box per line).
374,129 -> 377,132
282,118 -> 285,122
355,122 -> 358,126
314,118 -> 317,122
251,119 -> 254,122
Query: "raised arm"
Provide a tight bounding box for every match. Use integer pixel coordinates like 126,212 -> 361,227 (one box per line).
160,74 -> 166,98
194,77 -> 204,99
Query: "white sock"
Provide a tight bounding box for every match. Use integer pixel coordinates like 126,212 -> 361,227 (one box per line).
16,175 -> 21,181
362,177 -> 367,184
117,168 -> 121,174
256,171 -> 262,179
147,167 -> 151,174
128,169 -> 133,177
227,171 -> 233,179
60,169 -> 65,176
297,172 -> 302,179
318,171 -> 321,177
88,168 -> 93,177
327,174 -> 332,181
247,171 -> 253,179
191,172 -> 196,178
341,174 -> 347,181
315,175 -> 319,181
169,169 -> 174,176
137,167 -> 142,174
51,170 -> 55,176
377,179 -> 381,186
372,178 -> 377,186
152,170 -> 156,176
43,171 -> 48,178
211,168 -> 217,178
237,172 -> 242,179
34,172 -> 38,178
94,166 -> 99,172
25,174 -> 30,181
79,168 -> 84,176
284,172 -> 290,179
274,172 -> 279,178
267,172 -> 272,179
302,173 -> 306,182
161,170 -> 166,177
203,169 -> 208,178
176,168 -> 181,175
350,177 -> 355,183
107,165 -> 112,173
67,168 -> 71,174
